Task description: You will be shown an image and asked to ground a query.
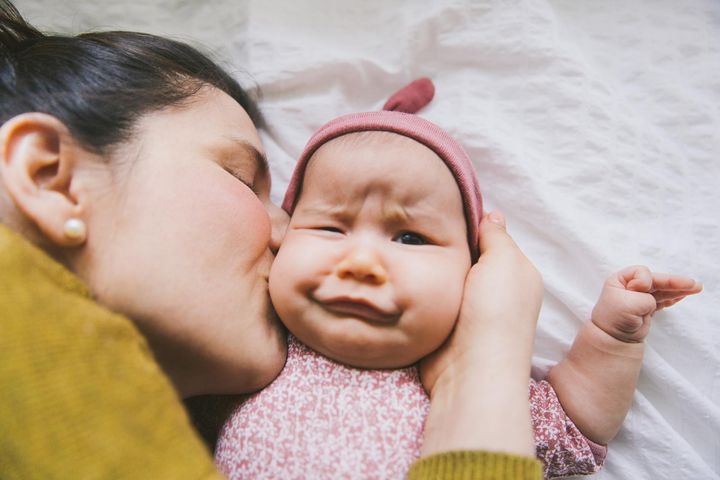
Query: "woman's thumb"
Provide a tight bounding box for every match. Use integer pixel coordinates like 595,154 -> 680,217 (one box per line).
478,211 -> 515,254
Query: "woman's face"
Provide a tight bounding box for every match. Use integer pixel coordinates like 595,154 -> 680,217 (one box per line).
76,87 -> 288,397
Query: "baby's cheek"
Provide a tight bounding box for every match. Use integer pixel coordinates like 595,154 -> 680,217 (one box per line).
268,239 -> 312,323
413,265 -> 467,337
268,251 -> 292,314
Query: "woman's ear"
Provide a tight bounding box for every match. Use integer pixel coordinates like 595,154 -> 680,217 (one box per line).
0,113 -> 89,247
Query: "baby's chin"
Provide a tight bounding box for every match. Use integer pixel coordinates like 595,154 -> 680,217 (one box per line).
292,321 -> 432,370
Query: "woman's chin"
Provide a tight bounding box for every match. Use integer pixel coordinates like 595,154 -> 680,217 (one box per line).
169,321 -> 288,397
238,326 -> 288,393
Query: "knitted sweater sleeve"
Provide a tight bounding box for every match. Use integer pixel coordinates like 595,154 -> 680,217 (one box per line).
408,451 -> 543,480
0,226 -> 222,480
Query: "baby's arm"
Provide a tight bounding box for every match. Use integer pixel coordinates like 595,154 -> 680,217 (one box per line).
547,266 -> 702,444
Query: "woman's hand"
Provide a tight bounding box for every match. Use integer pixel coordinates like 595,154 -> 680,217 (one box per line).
420,211 -> 543,396
419,211 -> 544,457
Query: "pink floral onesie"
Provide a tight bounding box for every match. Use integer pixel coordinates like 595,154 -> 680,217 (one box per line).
216,335 -> 607,479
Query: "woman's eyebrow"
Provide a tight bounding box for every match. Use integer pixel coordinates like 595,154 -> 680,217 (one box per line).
223,137 -> 269,175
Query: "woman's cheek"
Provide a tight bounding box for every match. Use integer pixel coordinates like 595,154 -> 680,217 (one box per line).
234,188 -> 272,246
201,177 -> 272,257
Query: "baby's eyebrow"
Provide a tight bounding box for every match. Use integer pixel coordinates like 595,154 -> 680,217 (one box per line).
299,202 -> 427,226
381,203 -> 412,224
298,204 -> 349,218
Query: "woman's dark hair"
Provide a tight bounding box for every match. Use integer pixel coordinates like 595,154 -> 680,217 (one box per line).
0,0 -> 262,155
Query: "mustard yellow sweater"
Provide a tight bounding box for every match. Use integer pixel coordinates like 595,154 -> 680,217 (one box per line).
0,224 -> 541,479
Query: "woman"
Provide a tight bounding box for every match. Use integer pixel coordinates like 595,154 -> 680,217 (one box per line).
0,1 -> 543,478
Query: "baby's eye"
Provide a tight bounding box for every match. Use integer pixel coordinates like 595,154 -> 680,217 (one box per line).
394,231 -> 428,245
318,226 -> 343,234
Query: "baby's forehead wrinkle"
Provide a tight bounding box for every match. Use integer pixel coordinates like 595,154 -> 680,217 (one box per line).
296,185 -> 454,229
301,144 -> 462,223
300,202 -> 354,217
294,193 -> 362,222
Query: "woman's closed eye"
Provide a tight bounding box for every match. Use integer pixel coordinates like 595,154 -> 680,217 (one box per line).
222,164 -> 257,193
393,231 -> 429,246
238,178 -> 257,192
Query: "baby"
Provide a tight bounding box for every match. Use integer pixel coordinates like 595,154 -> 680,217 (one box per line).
215,79 -> 701,479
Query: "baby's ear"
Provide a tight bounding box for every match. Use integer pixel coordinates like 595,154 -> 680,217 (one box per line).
0,112 -> 89,246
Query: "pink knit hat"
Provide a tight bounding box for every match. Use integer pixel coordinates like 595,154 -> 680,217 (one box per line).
282,78 -> 483,260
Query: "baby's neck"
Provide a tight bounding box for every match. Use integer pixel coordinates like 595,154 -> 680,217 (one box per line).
286,334 -> 421,381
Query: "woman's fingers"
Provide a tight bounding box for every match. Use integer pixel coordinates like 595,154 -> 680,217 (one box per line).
478,211 -> 516,254
487,210 -> 506,227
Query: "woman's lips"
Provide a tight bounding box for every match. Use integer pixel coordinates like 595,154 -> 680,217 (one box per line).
319,298 -> 399,324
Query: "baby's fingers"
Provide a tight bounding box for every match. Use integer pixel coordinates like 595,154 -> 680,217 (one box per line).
649,274 -> 701,311
620,265 -> 653,292
652,286 -> 702,311
651,273 -> 703,294
653,284 -> 702,300
657,297 -> 685,310
652,291 -> 690,303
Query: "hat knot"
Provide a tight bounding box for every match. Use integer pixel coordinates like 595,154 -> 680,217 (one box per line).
382,77 -> 435,114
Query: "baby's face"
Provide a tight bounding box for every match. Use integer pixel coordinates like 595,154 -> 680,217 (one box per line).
269,132 -> 471,368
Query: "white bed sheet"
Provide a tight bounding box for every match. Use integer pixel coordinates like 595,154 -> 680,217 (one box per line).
17,0 -> 720,478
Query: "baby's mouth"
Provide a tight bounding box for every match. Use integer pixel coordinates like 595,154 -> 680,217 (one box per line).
318,298 -> 399,325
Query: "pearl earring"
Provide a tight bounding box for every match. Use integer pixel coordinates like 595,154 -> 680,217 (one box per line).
63,218 -> 87,242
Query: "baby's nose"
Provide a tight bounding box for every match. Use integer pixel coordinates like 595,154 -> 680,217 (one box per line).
335,249 -> 387,285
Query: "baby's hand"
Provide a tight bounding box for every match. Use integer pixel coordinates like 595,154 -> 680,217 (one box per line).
591,265 -> 702,343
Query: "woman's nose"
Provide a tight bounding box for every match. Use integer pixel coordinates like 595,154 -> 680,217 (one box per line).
335,248 -> 387,285
267,203 -> 289,255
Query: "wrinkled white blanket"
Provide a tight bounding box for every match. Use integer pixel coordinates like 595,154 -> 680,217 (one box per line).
18,1 -> 720,478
